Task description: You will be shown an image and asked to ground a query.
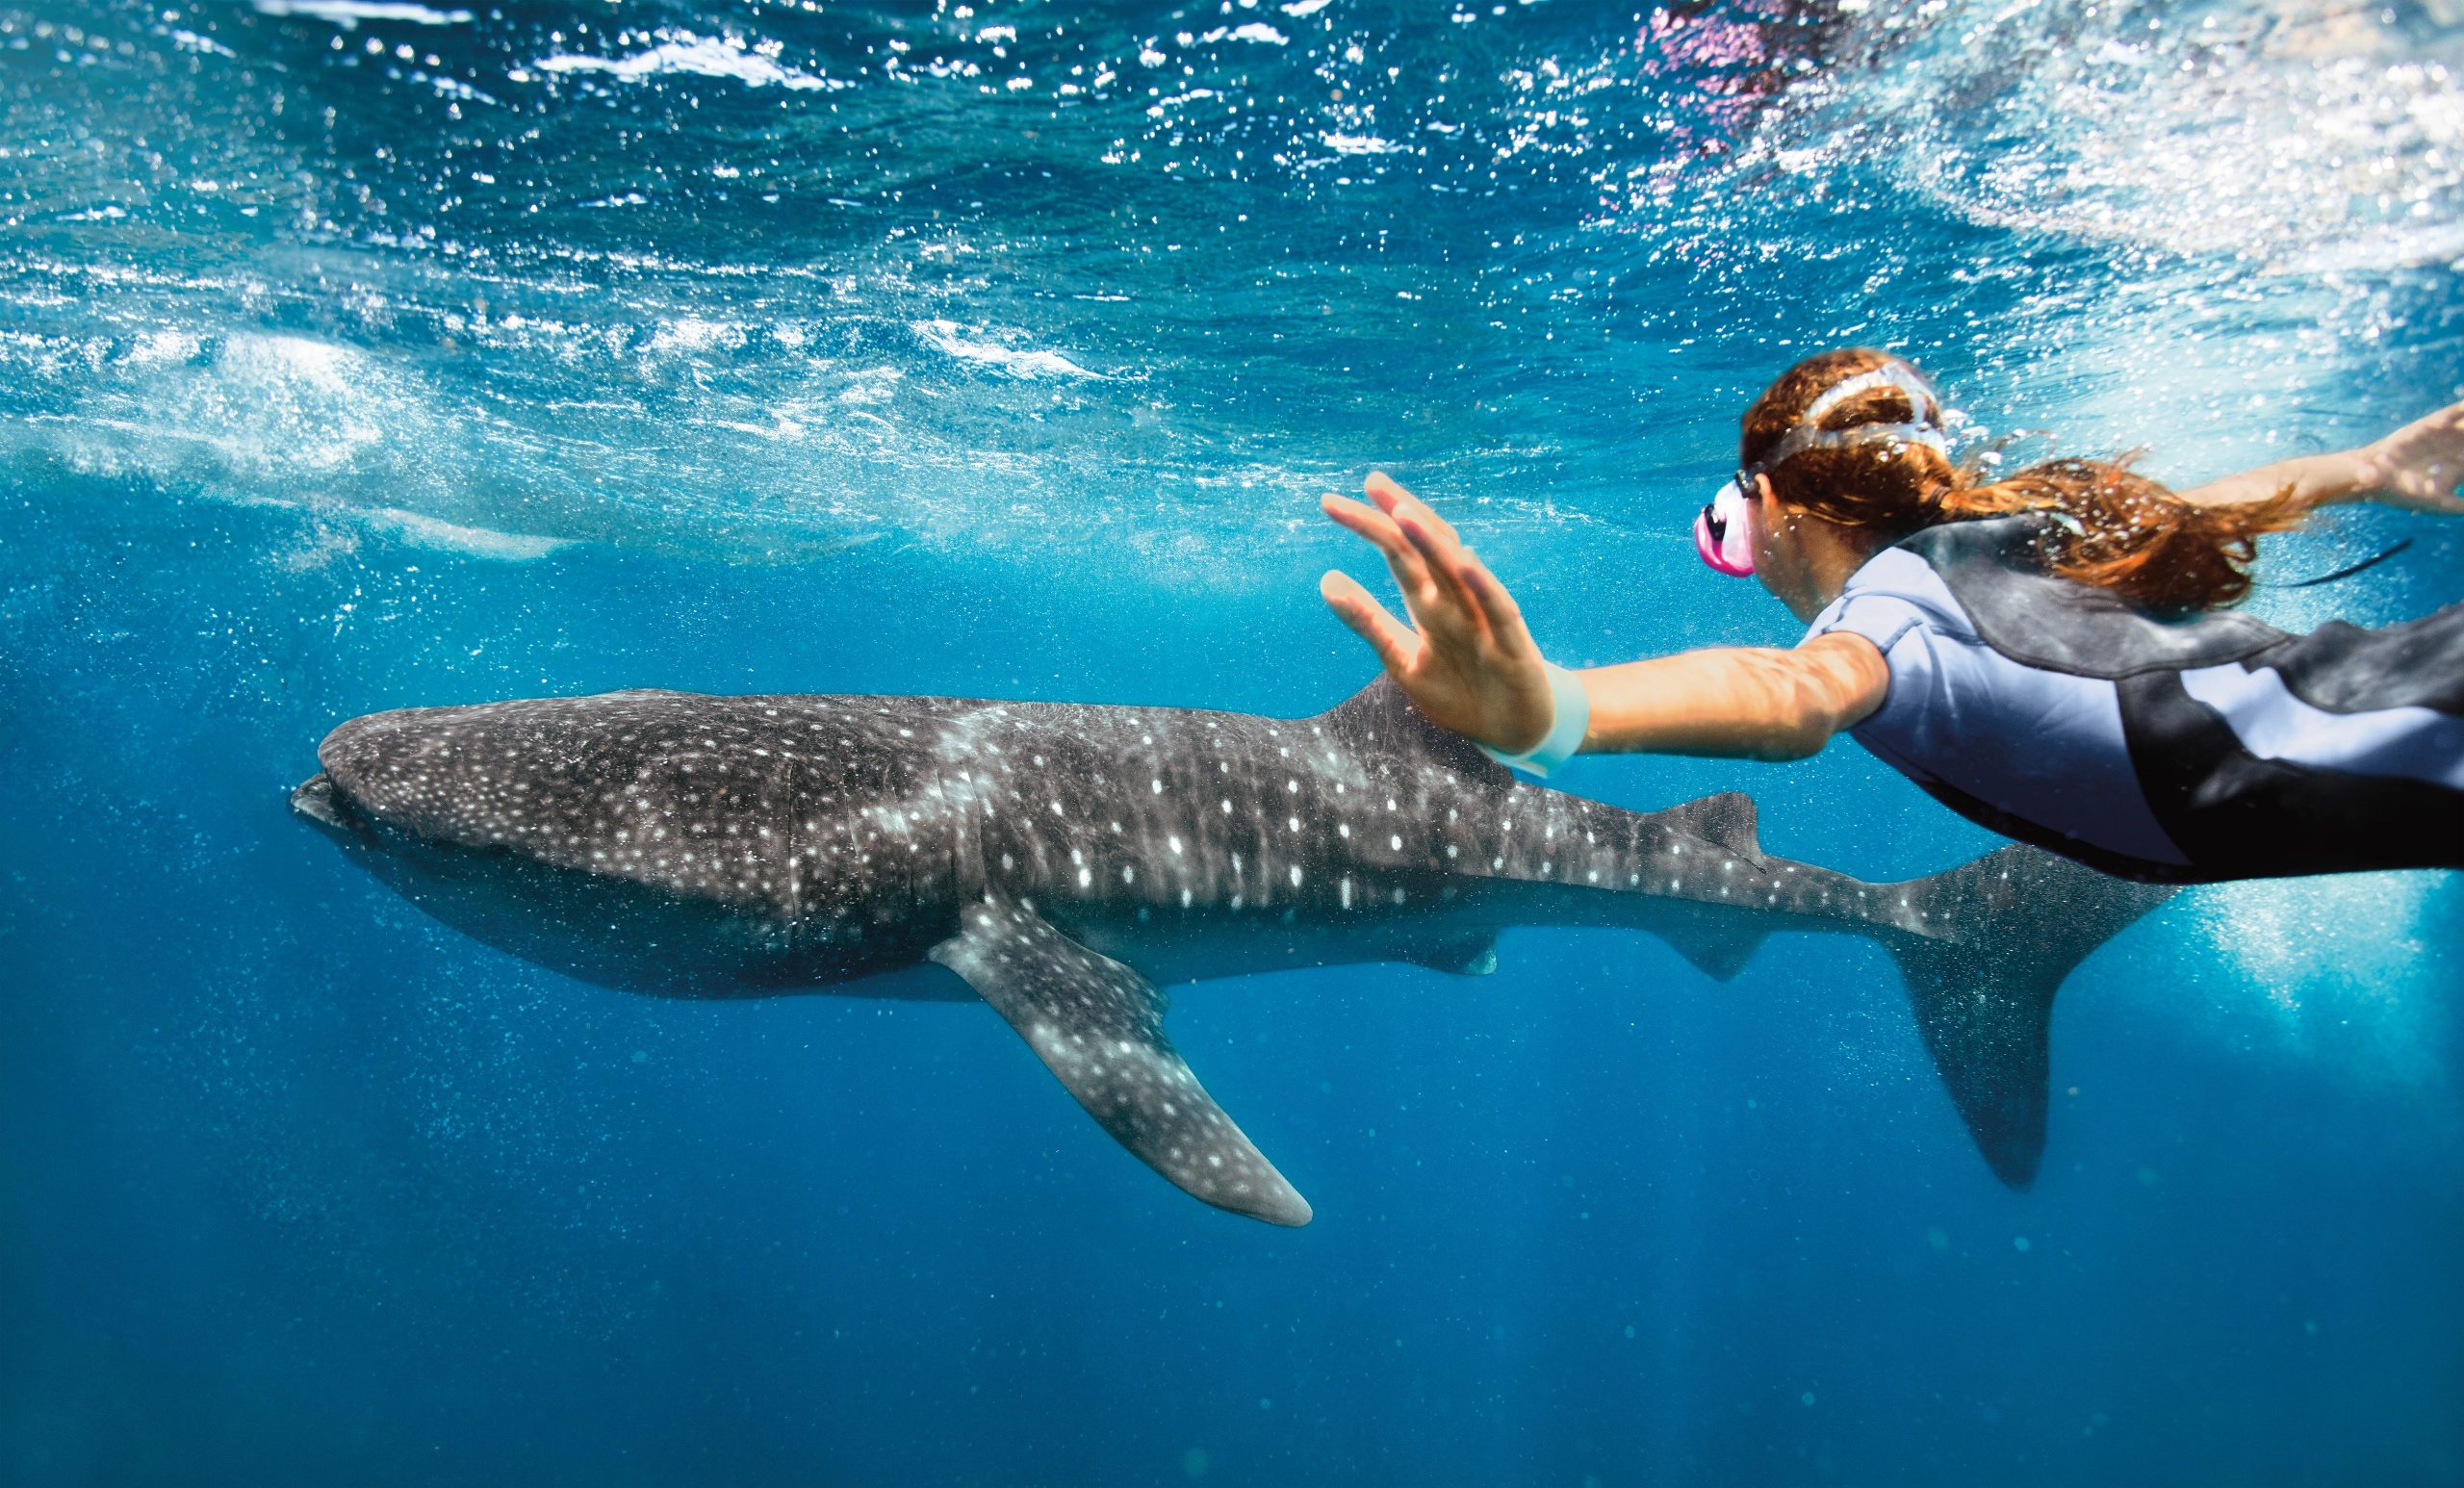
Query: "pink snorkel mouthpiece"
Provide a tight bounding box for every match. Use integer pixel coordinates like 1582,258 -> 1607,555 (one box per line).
1695,477 -> 1756,577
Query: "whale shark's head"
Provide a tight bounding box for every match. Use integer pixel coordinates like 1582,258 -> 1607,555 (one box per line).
287,708 -> 504,861
291,703 -> 863,996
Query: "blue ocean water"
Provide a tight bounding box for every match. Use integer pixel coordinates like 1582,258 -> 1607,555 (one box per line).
6,0 -> 2464,1482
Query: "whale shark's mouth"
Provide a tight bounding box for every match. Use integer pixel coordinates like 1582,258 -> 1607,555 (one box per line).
289,772 -> 364,841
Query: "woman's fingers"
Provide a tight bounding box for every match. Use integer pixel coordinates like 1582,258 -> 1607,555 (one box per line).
1325,493 -> 1479,646
1358,474 -> 1476,574
1365,471 -> 1463,546
1322,493 -> 1439,602
1321,490 -> 1398,540
1394,513 -> 1487,643
1371,474 -> 1486,635
1318,570 -> 1421,676
1455,555 -> 1541,659
1322,481 -> 1553,743
2410,401 -> 2464,441
2379,403 -> 2464,505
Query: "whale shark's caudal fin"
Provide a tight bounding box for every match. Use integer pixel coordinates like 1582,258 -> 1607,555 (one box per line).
930,896 -> 1313,1226
1878,845 -> 2179,1189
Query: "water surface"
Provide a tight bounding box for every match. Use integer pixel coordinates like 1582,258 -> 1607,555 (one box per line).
4,1 -> 2462,1483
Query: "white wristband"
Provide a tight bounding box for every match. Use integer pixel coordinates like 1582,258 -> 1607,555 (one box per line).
1477,662 -> 1590,778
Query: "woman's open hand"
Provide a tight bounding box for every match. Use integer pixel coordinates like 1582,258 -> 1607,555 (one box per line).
1319,472 -> 1557,754
2360,399 -> 2464,514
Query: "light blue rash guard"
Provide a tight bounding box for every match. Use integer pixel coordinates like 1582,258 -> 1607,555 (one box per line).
1790,515 -> 2464,884
1801,546 -> 2194,869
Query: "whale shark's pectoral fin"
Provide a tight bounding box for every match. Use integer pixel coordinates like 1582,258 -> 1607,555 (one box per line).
1656,922 -> 1768,983
929,898 -> 1314,1227
1401,930 -> 1500,977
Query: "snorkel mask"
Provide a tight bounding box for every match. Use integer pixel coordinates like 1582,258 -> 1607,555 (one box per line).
1694,478 -> 1757,577
1695,361 -> 1951,580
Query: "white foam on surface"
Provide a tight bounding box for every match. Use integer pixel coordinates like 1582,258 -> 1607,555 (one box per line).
250,0 -> 473,24
912,321 -> 1100,380
363,507 -> 573,561
1769,3 -> 2464,270
535,33 -> 845,91
1199,22 -> 1289,45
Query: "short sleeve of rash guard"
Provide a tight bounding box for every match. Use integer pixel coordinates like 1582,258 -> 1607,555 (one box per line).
1798,547 -> 1969,735
1803,544 -> 2010,788
1793,544 -> 2190,868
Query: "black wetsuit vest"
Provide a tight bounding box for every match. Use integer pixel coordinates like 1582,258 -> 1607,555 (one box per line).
1879,517 -> 2464,884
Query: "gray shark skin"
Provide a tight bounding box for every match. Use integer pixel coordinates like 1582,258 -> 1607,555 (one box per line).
293,679 -> 2177,1226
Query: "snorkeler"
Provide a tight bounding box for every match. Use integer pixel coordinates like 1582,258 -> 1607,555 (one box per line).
1320,348 -> 2464,883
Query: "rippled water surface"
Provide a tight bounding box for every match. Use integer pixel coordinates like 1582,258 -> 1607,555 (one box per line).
5,2 -> 2463,1484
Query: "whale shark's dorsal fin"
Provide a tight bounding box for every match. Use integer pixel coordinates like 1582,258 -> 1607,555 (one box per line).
1653,790 -> 1764,864
1313,678 -> 1501,774
929,897 -> 1313,1227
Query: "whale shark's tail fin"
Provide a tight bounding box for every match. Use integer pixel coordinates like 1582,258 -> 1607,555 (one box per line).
1878,845 -> 2179,1189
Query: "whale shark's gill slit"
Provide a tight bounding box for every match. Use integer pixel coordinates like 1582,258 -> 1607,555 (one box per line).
928,895 -> 1312,1227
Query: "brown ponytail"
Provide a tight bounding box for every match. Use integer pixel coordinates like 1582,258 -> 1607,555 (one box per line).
1936,457 -> 2306,611
1741,347 -> 2311,614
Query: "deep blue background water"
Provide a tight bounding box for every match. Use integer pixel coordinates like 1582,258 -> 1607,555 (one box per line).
7,1 -> 2464,1483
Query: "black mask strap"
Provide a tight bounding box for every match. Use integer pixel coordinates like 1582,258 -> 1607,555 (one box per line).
2267,539 -> 2413,589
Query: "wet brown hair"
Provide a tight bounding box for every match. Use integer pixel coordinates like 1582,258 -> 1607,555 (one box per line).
1740,347 -> 2309,613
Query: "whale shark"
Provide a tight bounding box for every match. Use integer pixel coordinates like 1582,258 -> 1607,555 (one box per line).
291,679 -> 2177,1225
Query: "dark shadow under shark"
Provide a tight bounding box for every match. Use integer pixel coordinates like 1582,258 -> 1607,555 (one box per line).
292,679 -> 2178,1225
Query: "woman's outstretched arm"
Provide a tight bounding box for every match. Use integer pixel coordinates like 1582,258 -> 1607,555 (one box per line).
1573,636 -> 1886,760
1319,473 -> 1886,764
2178,398 -> 2464,514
